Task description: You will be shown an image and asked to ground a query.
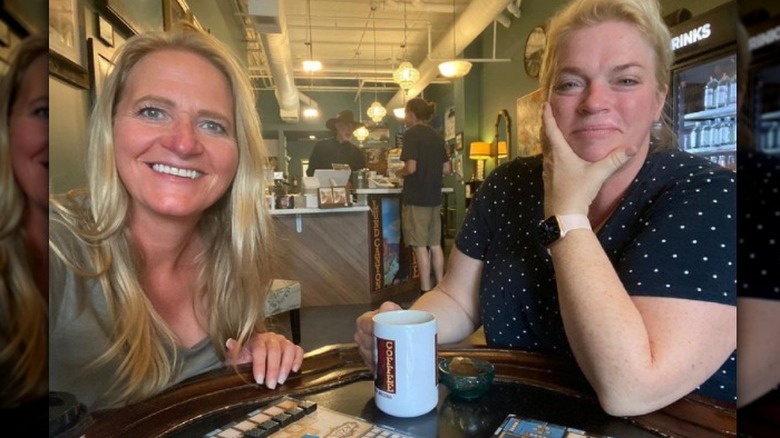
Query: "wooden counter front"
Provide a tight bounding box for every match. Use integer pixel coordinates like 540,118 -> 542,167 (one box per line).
272,209 -> 371,307
269,192 -> 424,308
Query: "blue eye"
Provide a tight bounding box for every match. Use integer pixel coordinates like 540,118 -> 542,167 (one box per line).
554,81 -> 580,93
201,120 -> 227,135
138,106 -> 166,120
34,106 -> 48,120
616,78 -> 639,86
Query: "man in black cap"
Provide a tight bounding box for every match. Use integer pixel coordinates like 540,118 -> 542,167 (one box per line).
305,110 -> 367,176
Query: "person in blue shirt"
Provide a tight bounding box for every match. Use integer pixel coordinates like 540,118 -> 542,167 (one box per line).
356,0 -> 735,416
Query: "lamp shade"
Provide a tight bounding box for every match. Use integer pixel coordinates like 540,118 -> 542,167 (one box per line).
469,142 -> 491,160
393,107 -> 405,119
302,107 -> 319,119
497,141 -> 508,158
438,60 -> 473,78
367,101 -> 387,123
393,61 -> 420,90
353,125 -> 369,142
302,59 -> 322,72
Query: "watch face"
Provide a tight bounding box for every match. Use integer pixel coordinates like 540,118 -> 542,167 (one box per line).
537,217 -> 561,247
524,26 -> 546,78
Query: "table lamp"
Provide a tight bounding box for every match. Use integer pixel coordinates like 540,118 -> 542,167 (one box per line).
469,141 -> 491,181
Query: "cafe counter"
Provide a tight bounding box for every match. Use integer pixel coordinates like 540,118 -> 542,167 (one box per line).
270,188 -> 452,308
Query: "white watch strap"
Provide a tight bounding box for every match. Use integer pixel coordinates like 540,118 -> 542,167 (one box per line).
558,214 -> 592,238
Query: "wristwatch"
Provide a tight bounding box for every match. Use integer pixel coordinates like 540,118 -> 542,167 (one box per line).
537,214 -> 592,248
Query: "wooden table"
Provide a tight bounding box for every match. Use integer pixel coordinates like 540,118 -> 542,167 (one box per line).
85,345 -> 736,437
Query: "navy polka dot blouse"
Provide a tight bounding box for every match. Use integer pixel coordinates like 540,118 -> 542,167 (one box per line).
456,150 -> 736,403
737,150 -> 780,300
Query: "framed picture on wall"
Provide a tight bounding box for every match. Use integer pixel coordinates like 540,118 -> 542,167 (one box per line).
49,0 -> 89,89
444,106 -> 456,141
50,0 -> 83,67
516,89 -> 544,157
451,154 -> 463,182
101,0 -> 164,36
87,38 -> 115,103
97,14 -> 114,47
163,0 -> 201,30
4,0 -> 47,34
455,132 -> 464,151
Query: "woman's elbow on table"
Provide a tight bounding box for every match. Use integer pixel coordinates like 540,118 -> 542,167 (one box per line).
594,383 -> 685,417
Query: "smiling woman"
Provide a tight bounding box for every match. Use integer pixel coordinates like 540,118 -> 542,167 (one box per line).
48,27 -> 303,412
0,34 -> 48,412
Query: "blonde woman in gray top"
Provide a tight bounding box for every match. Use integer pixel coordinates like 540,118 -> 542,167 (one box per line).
49,27 -> 303,410
0,34 -> 48,410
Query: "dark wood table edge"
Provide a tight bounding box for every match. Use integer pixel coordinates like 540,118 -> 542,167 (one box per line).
85,344 -> 736,437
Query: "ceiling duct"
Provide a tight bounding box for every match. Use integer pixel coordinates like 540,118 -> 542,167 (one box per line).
250,0 -> 302,123
248,0 -> 282,33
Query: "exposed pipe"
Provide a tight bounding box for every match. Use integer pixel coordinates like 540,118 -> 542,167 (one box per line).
383,0 -> 453,14
385,0 -> 513,110
256,0 -> 508,115
258,1 -> 301,123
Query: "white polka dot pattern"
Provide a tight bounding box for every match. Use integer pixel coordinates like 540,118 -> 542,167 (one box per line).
455,150 -> 736,403
738,150 -> 780,298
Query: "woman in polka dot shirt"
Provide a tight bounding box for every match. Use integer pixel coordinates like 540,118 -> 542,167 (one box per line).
735,20 -> 780,411
355,0 -> 735,416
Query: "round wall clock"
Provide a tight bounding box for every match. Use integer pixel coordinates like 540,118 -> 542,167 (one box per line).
524,25 -> 547,78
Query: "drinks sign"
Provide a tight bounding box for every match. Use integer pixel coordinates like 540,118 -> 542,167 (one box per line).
669,3 -> 735,61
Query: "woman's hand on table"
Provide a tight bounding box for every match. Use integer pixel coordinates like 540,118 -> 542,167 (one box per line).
225,332 -> 304,389
354,301 -> 403,372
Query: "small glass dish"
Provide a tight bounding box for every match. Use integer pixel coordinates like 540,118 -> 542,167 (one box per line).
438,356 -> 495,399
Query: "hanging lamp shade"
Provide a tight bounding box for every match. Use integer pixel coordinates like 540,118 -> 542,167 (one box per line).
353,125 -> 370,142
469,141 -> 491,160
393,61 -> 419,90
367,101 -> 387,123
393,107 -> 405,119
302,59 -> 322,72
438,60 -> 472,78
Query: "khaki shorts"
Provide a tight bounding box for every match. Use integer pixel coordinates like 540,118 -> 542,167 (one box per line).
402,205 -> 441,247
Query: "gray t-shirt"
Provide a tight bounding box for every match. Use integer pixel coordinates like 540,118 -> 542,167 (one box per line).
48,218 -> 223,411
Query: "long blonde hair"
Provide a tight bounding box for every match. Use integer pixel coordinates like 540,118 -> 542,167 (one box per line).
539,0 -> 675,150
49,28 -> 275,407
0,34 -> 48,408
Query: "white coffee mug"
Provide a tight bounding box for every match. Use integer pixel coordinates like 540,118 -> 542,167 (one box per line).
373,310 -> 438,417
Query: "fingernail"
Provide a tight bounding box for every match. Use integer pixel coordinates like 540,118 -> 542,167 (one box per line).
255,375 -> 264,385
278,373 -> 288,385
267,380 -> 277,390
292,364 -> 300,373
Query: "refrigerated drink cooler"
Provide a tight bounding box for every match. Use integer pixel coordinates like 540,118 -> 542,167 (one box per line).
746,13 -> 780,155
668,2 -> 737,171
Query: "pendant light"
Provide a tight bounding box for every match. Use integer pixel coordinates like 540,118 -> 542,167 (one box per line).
366,6 -> 386,123
302,2 -> 319,121
302,0 -> 321,72
392,1 -> 419,91
438,0 -> 472,78
354,79 -> 370,143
